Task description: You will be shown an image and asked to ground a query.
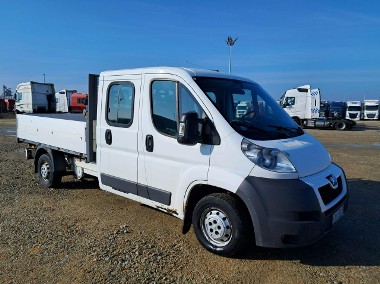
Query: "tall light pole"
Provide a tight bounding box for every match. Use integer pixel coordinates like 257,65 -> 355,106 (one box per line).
43,74 -> 45,83
226,36 -> 238,74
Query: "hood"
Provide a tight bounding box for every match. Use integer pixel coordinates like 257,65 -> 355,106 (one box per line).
254,133 -> 331,178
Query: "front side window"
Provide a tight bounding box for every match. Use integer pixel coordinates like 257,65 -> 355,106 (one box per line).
15,92 -> 23,102
106,82 -> 134,127
77,98 -> 86,104
195,77 -> 303,140
285,97 -> 295,106
151,80 -> 206,137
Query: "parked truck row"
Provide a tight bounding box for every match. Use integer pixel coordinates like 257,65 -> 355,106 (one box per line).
14,81 -> 87,114
17,67 -> 348,256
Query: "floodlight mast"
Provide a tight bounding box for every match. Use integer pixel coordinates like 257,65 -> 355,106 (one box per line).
226,36 -> 238,74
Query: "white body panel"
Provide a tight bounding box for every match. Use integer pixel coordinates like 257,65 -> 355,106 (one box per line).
363,99 -> 379,120
17,114 -> 86,154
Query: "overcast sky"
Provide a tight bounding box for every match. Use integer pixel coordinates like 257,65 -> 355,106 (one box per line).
1,0 -> 379,101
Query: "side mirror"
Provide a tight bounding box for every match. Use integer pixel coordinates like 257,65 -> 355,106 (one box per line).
202,117 -> 221,145
177,112 -> 199,145
282,102 -> 288,108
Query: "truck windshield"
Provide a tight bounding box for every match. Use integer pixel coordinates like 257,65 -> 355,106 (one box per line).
348,106 -> 361,111
365,105 -> 379,111
194,77 -> 303,140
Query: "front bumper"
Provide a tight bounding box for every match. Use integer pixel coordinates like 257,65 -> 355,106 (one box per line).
236,163 -> 348,248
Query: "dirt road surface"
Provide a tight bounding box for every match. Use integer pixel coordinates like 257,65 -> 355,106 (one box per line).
1,115 -> 379,283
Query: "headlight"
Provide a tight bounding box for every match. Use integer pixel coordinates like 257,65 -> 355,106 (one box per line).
241,139 -> 296,173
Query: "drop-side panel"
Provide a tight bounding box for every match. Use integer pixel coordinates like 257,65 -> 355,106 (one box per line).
17,113 -> 86,154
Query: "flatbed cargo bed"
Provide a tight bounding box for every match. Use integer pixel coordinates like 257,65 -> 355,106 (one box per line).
17,113 -> 87,155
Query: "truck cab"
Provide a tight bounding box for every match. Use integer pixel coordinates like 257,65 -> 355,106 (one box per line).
328,101 -> 346,119
345,101 -> 362,121
15,82 -> 56,113
280,85 -> 320,125
363,100 -> 380,120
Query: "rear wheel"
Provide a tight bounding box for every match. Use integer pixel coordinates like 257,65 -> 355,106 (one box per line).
37,154 -> 62,188
192,193 -> 249,256
334,121 -> 347,130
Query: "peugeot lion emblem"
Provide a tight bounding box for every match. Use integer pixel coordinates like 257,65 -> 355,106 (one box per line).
327,175 -> 338,190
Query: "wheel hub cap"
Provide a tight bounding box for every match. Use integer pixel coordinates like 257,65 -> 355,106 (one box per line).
41,163 -> 50,180
202,209 -> 232,246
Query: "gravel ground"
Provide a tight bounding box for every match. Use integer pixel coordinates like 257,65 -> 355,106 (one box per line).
0,115 -> 379,283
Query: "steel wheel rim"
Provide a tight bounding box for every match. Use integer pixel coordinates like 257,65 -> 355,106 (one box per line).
40,162 -> 50,181
200,208 -> 232,247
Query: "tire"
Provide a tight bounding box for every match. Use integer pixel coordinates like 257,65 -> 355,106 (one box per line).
37,154 -> 62,188
334,121 -> 347,130
192,193 -> 249,256
292,117 -> 301,126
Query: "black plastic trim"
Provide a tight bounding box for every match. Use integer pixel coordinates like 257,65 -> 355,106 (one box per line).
236,175 -> 348,248
100,173 -> 171,205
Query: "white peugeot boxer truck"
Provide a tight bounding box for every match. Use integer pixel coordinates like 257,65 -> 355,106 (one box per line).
17,67 -> 348,256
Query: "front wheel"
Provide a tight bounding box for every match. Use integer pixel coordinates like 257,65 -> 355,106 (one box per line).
37,154 -> 62,188
192,193 -> 250,256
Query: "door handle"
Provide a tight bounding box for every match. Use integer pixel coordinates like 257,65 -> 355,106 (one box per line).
105,129 -> 112,145
145,135 -> 154,152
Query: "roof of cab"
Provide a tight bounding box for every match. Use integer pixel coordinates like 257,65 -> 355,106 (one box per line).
100,66 -> 254,82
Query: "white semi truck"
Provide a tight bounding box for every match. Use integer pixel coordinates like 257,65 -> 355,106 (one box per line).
280,85 -> 355,130
15,81 -> 56,113
363,99 -> 380,120
345,101 -> 362,121
17,68 -> 348,256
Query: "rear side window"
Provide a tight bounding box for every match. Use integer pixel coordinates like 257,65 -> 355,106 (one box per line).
106,82 -> 134,127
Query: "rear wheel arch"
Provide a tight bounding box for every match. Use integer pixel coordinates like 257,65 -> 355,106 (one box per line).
37,153 -> 62,188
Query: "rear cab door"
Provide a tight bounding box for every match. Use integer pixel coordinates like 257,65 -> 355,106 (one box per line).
97,73 -> 142,202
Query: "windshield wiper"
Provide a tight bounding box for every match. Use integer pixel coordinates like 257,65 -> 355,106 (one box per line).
230,120 -> 270,133
268,124 -> 303,135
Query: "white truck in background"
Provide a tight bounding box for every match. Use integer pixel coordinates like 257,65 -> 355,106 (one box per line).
345,101 -> 362,121
363,99 -> 380,120
17,68 -> 348,256
15,82 -> 56,113
280,85 -> 355,130
55,89 -> 77,112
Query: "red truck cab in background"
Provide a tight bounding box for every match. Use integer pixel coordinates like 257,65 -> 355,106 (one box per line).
69,93 -> 87,113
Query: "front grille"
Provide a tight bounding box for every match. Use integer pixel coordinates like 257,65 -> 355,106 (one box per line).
318,176 -> 343,205
349,113 -> 358,119
367,114 -> 376,118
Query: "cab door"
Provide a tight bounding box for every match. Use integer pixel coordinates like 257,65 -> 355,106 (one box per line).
139,74 -> 212,208
98,75 -> 141,198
